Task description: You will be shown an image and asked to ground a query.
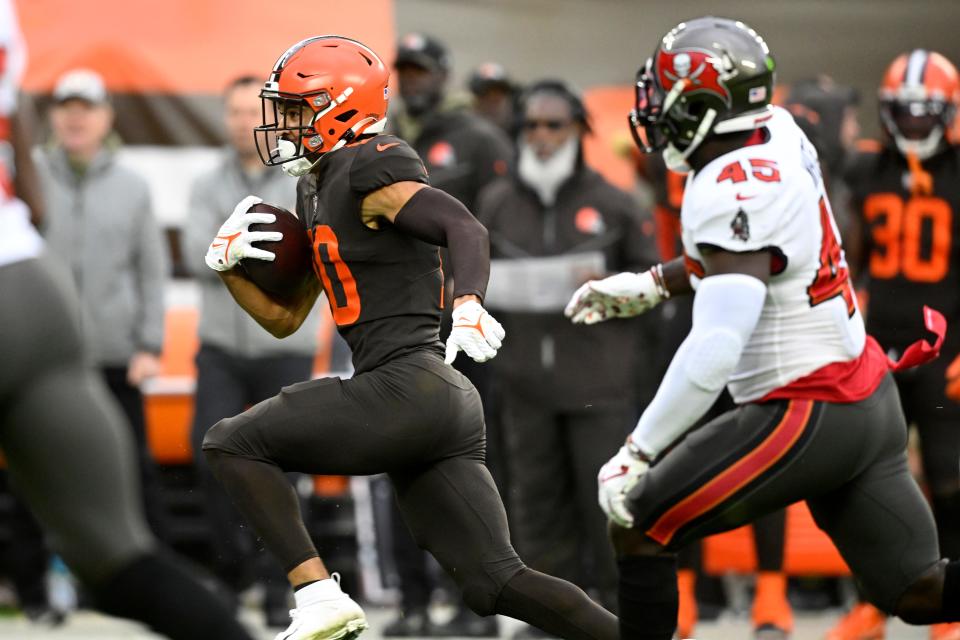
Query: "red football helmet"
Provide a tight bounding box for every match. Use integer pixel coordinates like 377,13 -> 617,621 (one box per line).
879,49 -> 959,160
255,36 -> 390,175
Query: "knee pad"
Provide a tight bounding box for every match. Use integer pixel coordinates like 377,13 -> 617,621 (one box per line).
685,328 -> 743,392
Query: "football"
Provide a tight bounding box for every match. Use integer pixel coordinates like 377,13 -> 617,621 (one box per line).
241,202 -> 313,300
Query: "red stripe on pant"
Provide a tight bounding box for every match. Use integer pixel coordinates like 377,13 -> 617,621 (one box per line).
646,399 -> 814,546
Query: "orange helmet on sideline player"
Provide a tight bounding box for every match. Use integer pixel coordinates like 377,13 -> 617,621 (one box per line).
255,35 -> 390,176
879,49 -> 959,160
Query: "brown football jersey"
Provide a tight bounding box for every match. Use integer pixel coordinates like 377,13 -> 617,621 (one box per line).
296,134 -> 443,373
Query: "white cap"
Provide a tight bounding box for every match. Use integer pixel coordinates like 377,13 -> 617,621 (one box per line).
53,69 -> 108,104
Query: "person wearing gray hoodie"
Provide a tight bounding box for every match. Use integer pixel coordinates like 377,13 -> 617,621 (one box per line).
34,69 -> 169,541
181,75 -> 322,627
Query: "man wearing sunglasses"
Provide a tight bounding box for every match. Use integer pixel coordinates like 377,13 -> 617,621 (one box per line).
477,80 -> 655,633
383,34 -> 515,638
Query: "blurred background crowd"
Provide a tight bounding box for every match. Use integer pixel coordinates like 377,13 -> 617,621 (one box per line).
4,1 -> 960,639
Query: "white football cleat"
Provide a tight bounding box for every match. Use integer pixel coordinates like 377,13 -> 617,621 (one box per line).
274,578 -> 368,640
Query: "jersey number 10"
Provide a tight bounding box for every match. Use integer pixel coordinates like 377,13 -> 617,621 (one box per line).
309,225 -> 361,325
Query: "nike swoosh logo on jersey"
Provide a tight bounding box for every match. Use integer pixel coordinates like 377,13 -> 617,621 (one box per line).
735,193 -> 757,201
377,142 -> 400,152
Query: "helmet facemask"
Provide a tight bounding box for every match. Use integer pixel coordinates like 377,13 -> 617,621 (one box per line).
880,95 -> 954,161
255,86 -> 388,177
629,59 -> 719,173
629,61 -> 667,153
878,49 -> 960,162
255,89 -> 332,177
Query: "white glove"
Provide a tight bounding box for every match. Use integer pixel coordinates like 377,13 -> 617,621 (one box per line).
565,267 -> 668,325
597,440 -> 651,528
445,300 -> 505,365
205,195 -> 283,272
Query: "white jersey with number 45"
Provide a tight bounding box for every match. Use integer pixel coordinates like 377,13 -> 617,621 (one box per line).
680,105 -> 866,403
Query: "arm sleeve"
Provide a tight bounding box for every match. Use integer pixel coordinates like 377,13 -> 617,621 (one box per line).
630,273 -> 766,457
392,186 -> 490,301
134,185 -> 167,354
182,173 -> 223,282
350,136 -> 429,196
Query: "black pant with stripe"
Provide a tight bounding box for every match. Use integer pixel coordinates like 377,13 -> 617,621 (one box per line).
627,375 -> 940,613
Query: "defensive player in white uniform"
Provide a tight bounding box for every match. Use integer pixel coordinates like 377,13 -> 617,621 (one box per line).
566,17 -> 960,640
0,2 -> 257,637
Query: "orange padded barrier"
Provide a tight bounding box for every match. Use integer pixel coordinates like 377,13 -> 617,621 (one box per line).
144,393 -> 195,465
703,502 -> 850,576
145,306 -> 198,465
582,86 -> 638,192
158,306 -> 199,378
313,475 -> 350,497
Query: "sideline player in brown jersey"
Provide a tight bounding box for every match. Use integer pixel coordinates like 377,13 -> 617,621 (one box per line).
200,36 -> 618,640
828,49 -> 960,640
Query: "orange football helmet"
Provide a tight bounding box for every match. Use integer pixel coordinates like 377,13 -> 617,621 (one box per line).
255,36 -> 390,176
879,49 -> 959,160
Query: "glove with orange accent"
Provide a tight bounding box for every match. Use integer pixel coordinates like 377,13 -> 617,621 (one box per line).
205,195 -> 282,272
445,300 -> 505,365
565,266 -> 670,325
946,353 -> 960,401
597,437 -> 652,528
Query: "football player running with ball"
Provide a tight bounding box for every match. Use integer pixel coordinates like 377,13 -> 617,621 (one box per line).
566,17 -> 960,640
201,36 -> 618,640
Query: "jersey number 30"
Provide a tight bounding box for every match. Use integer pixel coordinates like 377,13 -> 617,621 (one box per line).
864,194 -> 952,283
309,225 -> 361,325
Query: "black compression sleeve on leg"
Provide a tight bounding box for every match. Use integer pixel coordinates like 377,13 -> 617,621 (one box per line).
205,449 -> 318,572
494,567 -> 618,640
932,492 -> 960,559
943,560 -> 960,620
95,551 -> 255,640
753,508 -> 787,571
677,541 -> 701,570
392,187 -> 490,300
619,554 -> 679,640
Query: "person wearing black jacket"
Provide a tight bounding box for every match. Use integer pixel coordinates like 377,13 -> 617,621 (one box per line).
384,33 -> 514,638
476,80 -> 656,629
390,33 -> 512,212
